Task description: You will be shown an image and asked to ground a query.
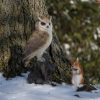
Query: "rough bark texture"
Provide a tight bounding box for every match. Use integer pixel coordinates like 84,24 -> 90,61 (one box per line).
0,0 -> 71,83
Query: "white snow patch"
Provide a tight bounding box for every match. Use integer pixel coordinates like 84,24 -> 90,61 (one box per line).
64,43 -> 70,50
78,47 -> 82,53
97,27 -> 100,37
0,73 -> 100,100
81,0 -> 89,2
97,27 -> 100,34
90,42 -> 98,50
63,43 -> 70,55
94,34 -> 98,40
70,0 -> 74,4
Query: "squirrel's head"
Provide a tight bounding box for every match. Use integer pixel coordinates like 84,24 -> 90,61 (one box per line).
71,58 -> 83,75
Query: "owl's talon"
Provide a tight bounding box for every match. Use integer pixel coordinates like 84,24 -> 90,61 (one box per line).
37,57 -> 45,62
44,51 -> 48,54
24,60 -> 30,67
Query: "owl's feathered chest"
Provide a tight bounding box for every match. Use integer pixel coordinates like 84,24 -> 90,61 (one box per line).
26,30 -> 52,53
33,30 -> 52,46
38,31 -> 52,50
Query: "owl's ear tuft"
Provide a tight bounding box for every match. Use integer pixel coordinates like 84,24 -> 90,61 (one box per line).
38,16 -> 42,21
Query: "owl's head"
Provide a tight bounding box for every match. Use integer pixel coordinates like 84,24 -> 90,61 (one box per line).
35,16 -> 52,34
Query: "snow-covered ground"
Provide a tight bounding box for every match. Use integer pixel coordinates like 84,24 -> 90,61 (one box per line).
0,73 -> 100,100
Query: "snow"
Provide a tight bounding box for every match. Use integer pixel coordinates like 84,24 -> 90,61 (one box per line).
90,42 -> 98,50
63,43 -> 70,55
0,73 -> 100,100
97,27 -> 100,37
94,34 -> 98,40
70,0 -> 74,4
81,0 -> 89,2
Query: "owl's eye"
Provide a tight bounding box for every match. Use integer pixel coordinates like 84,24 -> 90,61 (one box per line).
41,22 -> 46,25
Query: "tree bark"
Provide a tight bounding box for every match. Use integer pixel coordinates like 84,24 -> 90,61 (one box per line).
0,0 -> 71,84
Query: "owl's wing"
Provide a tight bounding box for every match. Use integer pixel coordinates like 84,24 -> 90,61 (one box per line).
24,31 -> 48,59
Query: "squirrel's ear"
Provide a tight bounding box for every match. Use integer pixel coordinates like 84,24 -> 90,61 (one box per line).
76,57 -> 79,62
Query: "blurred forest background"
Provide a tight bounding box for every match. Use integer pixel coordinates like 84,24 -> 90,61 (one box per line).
46,0 -> 100,84
0,0 -> 100,84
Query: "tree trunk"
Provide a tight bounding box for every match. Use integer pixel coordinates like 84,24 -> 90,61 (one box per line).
0,0 -> 71,84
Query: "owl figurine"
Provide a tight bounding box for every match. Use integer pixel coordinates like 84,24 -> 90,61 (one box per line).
23,16 -> 52,66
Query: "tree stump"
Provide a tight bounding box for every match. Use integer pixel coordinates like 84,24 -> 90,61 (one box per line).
0,0 -> 71,84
